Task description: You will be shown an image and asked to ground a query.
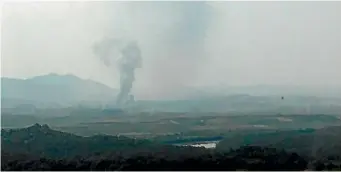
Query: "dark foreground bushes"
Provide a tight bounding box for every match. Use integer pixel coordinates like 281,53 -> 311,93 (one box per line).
2,146 -> 311,171
2,124 -> 341,171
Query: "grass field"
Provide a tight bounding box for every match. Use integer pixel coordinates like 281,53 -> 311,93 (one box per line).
3,111 -> 340,139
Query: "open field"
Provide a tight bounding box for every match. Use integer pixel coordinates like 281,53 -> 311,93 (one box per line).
2,110 -> 341,139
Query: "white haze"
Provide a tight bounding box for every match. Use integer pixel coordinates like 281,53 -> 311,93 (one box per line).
2,1 -> 341,99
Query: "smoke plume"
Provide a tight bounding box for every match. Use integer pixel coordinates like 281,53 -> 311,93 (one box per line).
93,39 -> 142,106
145,2 -> 213,98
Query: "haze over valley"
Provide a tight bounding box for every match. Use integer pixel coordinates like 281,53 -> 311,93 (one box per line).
1,1 -> 341,171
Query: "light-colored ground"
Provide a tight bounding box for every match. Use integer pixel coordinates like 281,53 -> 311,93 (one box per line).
276,117 -> 293,122
178,141 -> 220,149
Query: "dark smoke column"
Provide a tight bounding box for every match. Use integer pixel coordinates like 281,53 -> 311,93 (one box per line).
116,41 -> 142,106
93,39 -> 142,107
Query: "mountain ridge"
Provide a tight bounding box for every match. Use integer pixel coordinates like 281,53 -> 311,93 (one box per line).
1,73 -> 118,108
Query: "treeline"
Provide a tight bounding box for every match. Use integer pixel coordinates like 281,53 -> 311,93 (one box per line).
2,146 -> 313,171
3,146 -> 341,170
216,126 -> 341,158
1,124 -> 158,159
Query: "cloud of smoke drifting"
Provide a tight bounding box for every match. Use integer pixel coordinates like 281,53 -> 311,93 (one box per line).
145,2 -> 213,98
3,2 -> 341,100
89,1 -> 214,99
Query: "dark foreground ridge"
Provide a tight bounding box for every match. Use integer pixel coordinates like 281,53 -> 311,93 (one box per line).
1,124 -> 341,171
2,146 -> 309,171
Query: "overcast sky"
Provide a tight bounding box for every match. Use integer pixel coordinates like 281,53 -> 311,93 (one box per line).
2,1 -> 341,98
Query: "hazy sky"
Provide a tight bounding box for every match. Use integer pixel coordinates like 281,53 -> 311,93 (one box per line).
2,1 -> 341,98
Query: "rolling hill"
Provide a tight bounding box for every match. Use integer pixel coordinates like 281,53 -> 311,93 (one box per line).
1,124 -> 157,159
1,73 -> 118,108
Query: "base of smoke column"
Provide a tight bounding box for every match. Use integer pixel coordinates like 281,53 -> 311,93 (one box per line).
127,95 -> 135,104
116,94 -> 135,107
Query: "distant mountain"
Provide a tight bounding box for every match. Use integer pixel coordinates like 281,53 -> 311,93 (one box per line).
133,94 -> 341,114
1,73 -> 118,108
184,85 -> 341,98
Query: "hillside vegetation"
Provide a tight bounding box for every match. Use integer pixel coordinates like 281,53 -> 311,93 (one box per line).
1,124 -> 156,159
2,124 -> 341,170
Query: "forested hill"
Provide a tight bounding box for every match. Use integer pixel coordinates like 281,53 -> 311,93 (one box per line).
216,126 -> 341,158
1,124 -> 157,159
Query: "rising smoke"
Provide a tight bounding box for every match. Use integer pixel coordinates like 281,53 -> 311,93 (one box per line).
127,2 -> 213,99
93,39 -> 142,106
91,2 -> 213,100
